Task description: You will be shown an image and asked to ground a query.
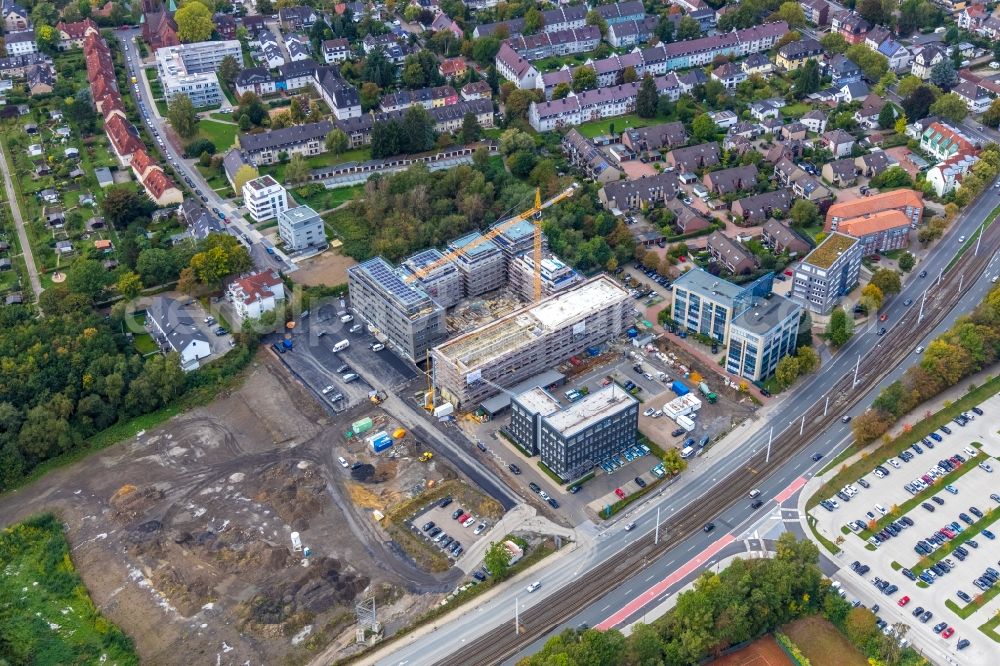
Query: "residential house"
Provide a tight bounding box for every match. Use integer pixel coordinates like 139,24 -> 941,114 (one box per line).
750,100 -> 781,121
952,80 -> 992,114
323,38 -> 350,64
146,296 -> 212,371
839,210 -> 913,255
828,54 -> 861,86
799,0 -> 829,25
430,13 -> 463,40
666,197 -> 711,234
55,18 -> 99,49
741,52 -> 773,76
285,34 -> 312,62
227,271 -> 286,322
279,59 -> 319,91
598,172 -> 681,210
438,57 -> 466,79
665,142 -> 721,174
832,11 -> 870,44
927,153 -> 979,196
142,169 -> 183,206
507,26 -> 601,61
711,61 -> 746,89
461,81 -> 492,101
822,157 -> 859,187
562,129 -> 622,183
222,149 -> 248,190
214,13 -> 237,40
314,67 -> 361,120
855,95 -> 888,129
234,67 -> 276,97
958,4 -> 987,30
257,30 -> 285,69
606,16 -> 658,48
864,25 -> 891,51
239,120 -> 335,165
279,5 -> 318,31
911,44 -> 945,79
710,110 -> 739,128
780,122 -> 808,141
762,219 -> 811,255
594,1 -> 646,25
621,121 -> 688,159
5,30 -> 36,56
920,121 -> 978,161
776,38 -> 824,71
855,149 -> 896,177
731,189 -> 794,224
26,63 -> 54,95
878,39 -> 911,73
243,175 -> 289,223
822,129 -> 855,158
800,109 -> 827,134
2,0 -> 29,32
837,81 -> 869,103
536,67 -> 572,100
707,232 -> 755,274
180,199 -> 224,240
703,164 -> 758,196
380,85 -> 458,112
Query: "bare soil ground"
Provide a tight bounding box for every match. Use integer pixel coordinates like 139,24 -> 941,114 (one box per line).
709,635 -> 794,666
0,354 -> 461,665
292,250 -> 358,287
782,616 -> 868,666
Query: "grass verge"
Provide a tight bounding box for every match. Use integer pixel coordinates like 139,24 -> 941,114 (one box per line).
946,582 -> 1000,619
0,514 -> 139,664
537,460 -> 564,484
808,514 -> 841,555
602,475 -> 667,518
946,203 -> 1000,272
809,375 -> 1000,509
978,612 -> 1000,642
910,506 -> 1000,576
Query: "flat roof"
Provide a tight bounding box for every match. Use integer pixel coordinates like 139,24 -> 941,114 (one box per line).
731,293 -> 800,336
279,205 -> 320,227
435,275 -> 629,371
545,384 -> 637,438
449,231 -> 502,261
803,232 -> 859,269
673,267 -> 743,304
514,386 -> 562,417
351,257 -> 430,310
481,369 -> 566,414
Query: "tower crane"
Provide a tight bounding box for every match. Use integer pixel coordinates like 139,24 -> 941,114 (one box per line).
404,183 -> 579,302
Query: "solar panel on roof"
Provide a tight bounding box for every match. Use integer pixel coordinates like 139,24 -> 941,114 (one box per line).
361,258 -> 425,307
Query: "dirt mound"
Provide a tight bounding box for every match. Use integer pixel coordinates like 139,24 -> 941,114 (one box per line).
110,484 -> 164,523
150,564 -> 214,617
252,462 -> 326,530
351,464 -> 376,482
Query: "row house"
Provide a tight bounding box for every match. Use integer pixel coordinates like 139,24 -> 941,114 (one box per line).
507,26 -> 601,61
0,52 -> 48,79
55,18 -> 98,50
621,121 -> 688,159
703,164 -> 758,196
495,42 -> 539,89
831,11 -> 870,44
527,75 -> 679,131
731,189 -> 794,225
461,81 -> 491,101
472,4 -> 587,38
762,219 -> 811,256
279,59 -> 318,91
234,67 -> 277,97
707,232 -> 755,274
920,121 -> 978,161
588,51 -> 644,88
330,99 -> 495,149
665,141 -> 721,173
822,157 -> 860,187
258,30 -> 285,69
380,85 -> 458,112
606,17 -> 658,48
597,172 -> 681,211
594,1 -> 646,25
561,129 -> 622,184
239,120 -> 335,165
537,68 -> 572,100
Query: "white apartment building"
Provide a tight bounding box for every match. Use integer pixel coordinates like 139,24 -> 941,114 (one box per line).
243,175 -> 289,223
156,40 -> 240,74
277,205 -> 325,251
156,41 -> 240,107
226,270 -> 286,321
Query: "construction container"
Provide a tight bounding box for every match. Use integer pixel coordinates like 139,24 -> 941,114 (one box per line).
370,434 -> 393,453
433,403 -> 455,418
586,345 -> 601,356
352,417 -> 374,435
675,414 -> 696,432
671,380 -> 690,396
392,428 -> 406,439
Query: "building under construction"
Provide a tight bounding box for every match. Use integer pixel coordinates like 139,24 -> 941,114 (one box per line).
508,253 -> 582,301
399,249 -> 463,309
347,257 -> 447,362
447,232 -> 506,297
431,275 -> 632,408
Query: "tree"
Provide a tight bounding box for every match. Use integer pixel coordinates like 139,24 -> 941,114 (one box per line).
459,112 -> 481,144
189,234 -> 253,287
635,75 -> 658,118
845,607 -> 879,647
325,128 -> 349,155
524,7 -> 544,34
691,113 -> 719,142
776,2 -> 806,27
857,0 -> 884,25
284,154 -> 310,182
508,150 -> 536,177
504,89 -> 537,120
902,85 -> 937,121
137,248 -> 180,286
116,271 -> 143,299
622,66 -> 638,84
897,75 -> 926,99
499,128 -> 534,155
797,310 -> 813,348
930,59 -> 958,90
826,307 -> 854,346
183,138 -> 216,158
676,15 -> 701,41
175,0 -> 213,43
484,540 -> 512,578
898,252 -> 915,272
66,260 -> 108,301
878,102 -> 897,129
820,32 -> 849,54
845,44 -> 888,82
929,92 -> 968,123
981,99 -> 1000,130
871,268 -> 902,296
861,282 -> 884,311
551,82 -> 571,100
793,59 -> 821,97
101,186 -> 154,227
218,55 -> 240,86
167,93 -> 198,138
870,166 -> 913,189
402,59 -> 426,89
774,355 -> 800,389
64,89 -> 97,134
363,48 -> 396,88
233,164 -> 259,195
360,82 -> 381,112
572,65 -> 597,93
797,346 -> 820,374
402,105 -> 435,153
790,199 -> 819,228
661,447 -> 688,475
586,10 -> 608,36
471,37 -> 501,66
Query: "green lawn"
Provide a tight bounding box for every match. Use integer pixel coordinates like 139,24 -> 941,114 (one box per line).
260,147 -> 372,181
196,119 -> 238,151
0,514 -> 139,665
576,114 -> 658,139
781,102 -> 812,118
133,332 -> 159,354
291,183 -> 364,211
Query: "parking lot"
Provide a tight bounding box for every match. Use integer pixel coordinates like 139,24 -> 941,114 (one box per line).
812,394 -> 1000,662
408,497 -> 495,564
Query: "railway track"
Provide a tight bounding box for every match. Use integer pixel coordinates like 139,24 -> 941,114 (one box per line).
435,219 -> 1000,666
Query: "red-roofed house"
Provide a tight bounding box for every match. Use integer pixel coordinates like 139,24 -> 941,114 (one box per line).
98,91 -> 126,120
130,148 -> 157,181
142,169 -> 183,206
226,271 -> 286,321
439,57 -> 467,79
56,18 -> 99,50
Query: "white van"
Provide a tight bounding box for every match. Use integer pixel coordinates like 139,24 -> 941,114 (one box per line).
340,314 -> 354,323
332,340 -> 350,352
680,445 -> 695,459
342,373 -> 359,383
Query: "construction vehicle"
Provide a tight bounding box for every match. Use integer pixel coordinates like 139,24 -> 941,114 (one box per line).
418,451 -> 433,462
698,382 -> 718,404
369,389 -> 387,405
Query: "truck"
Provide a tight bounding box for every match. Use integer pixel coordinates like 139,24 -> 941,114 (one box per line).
699,382 -> 718,404
670,380 -> 690,396
332,339 -> 350,352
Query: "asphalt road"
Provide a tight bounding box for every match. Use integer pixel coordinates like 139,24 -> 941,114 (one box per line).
378,186 -> 1000,665
116,30 -> 290,275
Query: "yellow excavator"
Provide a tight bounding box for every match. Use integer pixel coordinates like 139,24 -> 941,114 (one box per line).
418,451 -> 433,462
